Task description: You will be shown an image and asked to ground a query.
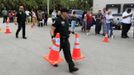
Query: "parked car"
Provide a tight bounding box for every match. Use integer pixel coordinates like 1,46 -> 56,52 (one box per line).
112,14 -> 122,30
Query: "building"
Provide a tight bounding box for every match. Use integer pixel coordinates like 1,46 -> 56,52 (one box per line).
93,0 -> 134,14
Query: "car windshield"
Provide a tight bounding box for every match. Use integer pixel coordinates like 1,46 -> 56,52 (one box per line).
68,10 -> 72,14
75,10 -> 83,15
68,10 -> 83,15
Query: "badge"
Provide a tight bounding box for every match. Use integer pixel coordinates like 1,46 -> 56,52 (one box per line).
61,21 -> 65,25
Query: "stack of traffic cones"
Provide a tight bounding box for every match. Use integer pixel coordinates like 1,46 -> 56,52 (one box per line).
72,34 -> 85,60
103,33 -> 109,43
0,27 -> 1,31
44,33 -> 63,65
5,18 -> 11,34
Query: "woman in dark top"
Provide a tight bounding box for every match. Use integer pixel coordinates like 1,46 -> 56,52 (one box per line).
71,11 -> 77,33
81,11 -> 87,32
86,11 -> 93,35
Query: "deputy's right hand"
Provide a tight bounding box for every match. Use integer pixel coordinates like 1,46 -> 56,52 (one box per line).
52,38 -> 56,44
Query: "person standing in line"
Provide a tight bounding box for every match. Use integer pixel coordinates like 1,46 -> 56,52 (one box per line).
44,11 -> 48,26
102,8 -> 108,36
86,11 -> 93,35
37,10 -> 40,27
8,10 -> 14,22
81,11 -> 87,32
2,7 -> 8,23
71,11 -> 77,34
121,9 -> 132,38
105,10 -> 114,38
95,10 -> 103,35
25,9 -> 30,23
56,10 -> 61,18
50,8 -> 79,73
31,10 -> 37,28
51,10 -> 57,23
14,5 -> 27,39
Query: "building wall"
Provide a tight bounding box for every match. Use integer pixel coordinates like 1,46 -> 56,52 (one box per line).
93,0 -> 134,13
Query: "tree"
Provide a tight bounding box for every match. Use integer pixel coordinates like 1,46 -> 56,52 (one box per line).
0,0 -> 93,16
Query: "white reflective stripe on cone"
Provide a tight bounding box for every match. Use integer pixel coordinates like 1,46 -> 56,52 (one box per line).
55,38 -> 60,45
51,45 -> 59,51
75,38 -> 79,43
75,38 -> 80,42
56,42 -> 60,45
74,45 -> 80,49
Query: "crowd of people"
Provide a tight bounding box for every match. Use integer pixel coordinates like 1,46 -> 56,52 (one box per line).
80,8 -> 134,39
1,7 -> 16,23
1,7 -> 134,39
0,4 -> 134,73
1,7 -> 48,28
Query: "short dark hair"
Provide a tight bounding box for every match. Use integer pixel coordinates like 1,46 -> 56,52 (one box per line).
19,5 -> 24,7
106,8 -> 109,11
73,11 -> 76,14
60,8 -> 68,13
127,8 -> 131,13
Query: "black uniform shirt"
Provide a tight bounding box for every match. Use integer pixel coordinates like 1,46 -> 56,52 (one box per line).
16,11 -> 26,23
52,16 -> 70,39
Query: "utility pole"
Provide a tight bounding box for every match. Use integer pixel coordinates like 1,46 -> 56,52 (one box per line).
47,0 -> 50,15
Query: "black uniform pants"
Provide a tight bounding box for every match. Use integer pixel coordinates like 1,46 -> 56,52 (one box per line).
60,38 -> 75,68
121,23 -> 131,37
16,22 -> 26,37
95,19 -> 102,34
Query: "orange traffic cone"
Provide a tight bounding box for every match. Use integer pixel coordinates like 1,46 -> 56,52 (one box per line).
103,33 -> 109,43
44,33 -> 63,65
72,34 -> 85,60
5,26 -> 11,34
5,18 -> 11,34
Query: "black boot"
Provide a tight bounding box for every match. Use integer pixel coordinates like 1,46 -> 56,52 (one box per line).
69,66 -> 79,73
16,32 -> 19,38
16,35 -> 18,38
23,37 -> 27,39
69,64 -> 79,73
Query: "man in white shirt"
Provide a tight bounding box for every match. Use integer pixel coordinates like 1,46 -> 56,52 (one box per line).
25,10 -> 30,16
132,13 -> 134,20
121,9 -> 132,38
25,10 -> 30,23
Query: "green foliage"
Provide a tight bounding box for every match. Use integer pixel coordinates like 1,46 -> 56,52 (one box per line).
0,0 -> 93,11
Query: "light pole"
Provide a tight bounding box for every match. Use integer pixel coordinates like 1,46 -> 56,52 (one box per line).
47,0 -> 50,15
